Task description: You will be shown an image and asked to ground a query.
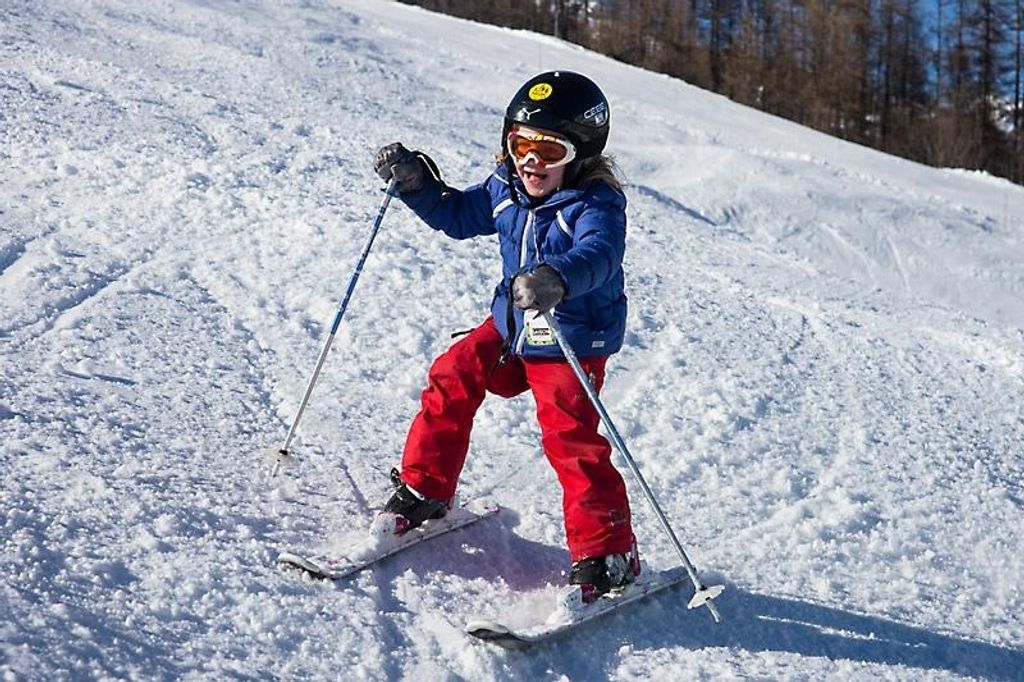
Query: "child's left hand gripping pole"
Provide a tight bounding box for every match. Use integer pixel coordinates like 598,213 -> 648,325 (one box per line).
266,178 -> 400,477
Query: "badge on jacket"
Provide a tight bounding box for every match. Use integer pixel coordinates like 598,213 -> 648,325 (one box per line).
525,311 -> 556,346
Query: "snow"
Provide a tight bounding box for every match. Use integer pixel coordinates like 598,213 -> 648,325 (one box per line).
2,0 -> 1023,679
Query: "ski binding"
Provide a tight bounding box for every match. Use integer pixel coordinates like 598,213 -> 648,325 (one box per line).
278,498 -> 499,581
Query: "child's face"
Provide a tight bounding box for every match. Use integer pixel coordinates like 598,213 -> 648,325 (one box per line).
506,125 -> 575,198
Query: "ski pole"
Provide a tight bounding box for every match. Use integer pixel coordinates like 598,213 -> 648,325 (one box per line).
268,178 -> 399,477
541,310 -> 725,622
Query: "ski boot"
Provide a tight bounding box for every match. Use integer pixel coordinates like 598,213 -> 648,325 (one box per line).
563,538 -> 642,609
373,468 -> 450,535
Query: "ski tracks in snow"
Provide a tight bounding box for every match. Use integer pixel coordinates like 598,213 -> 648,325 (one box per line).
619,185 -> 1024,647
4,1 -> 1024,679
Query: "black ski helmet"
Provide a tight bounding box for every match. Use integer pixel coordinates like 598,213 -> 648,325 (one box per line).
502,71 -> 610,160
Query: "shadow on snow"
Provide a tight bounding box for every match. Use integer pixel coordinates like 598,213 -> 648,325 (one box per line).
289,510 -> 1022,680
529,583 -> 1024,681
380,515 -> 1020,679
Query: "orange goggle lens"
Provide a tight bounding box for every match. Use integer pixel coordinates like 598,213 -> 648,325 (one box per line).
507,129 -> 576,168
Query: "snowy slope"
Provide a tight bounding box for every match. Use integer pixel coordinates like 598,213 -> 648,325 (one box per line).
2,0 -> 1023,679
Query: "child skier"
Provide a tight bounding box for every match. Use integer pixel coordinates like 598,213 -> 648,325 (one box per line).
373,71 -> 638,600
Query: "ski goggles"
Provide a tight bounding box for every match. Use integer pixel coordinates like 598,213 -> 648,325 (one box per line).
506,127 -> 577,168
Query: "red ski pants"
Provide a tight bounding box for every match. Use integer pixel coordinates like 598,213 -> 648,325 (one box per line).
400,317 -> 633,562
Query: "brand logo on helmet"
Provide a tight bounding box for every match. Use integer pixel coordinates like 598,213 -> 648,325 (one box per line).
517,107 -> 542,121
582,102 -> 608,126
528,83 -> 553,101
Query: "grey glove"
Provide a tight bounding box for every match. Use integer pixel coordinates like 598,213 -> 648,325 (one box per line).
512,265 -> 566,312
373,142 -> 425,193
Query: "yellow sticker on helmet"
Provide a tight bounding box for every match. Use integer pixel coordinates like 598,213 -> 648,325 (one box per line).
528,83 -> 553,100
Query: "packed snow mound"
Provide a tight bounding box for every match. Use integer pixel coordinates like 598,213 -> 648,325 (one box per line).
2,0 -> 1022,680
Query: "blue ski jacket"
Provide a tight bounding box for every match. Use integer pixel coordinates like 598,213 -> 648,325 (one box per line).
399,162 -> 627,359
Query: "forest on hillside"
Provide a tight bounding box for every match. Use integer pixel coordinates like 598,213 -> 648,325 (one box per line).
403,0 -> 1024,185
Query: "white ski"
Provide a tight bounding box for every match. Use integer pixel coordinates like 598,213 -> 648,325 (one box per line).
278,498 -> 499,581
465,567 -> 719,649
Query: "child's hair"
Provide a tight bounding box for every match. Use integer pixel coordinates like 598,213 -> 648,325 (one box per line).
574,155 -> 623,191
